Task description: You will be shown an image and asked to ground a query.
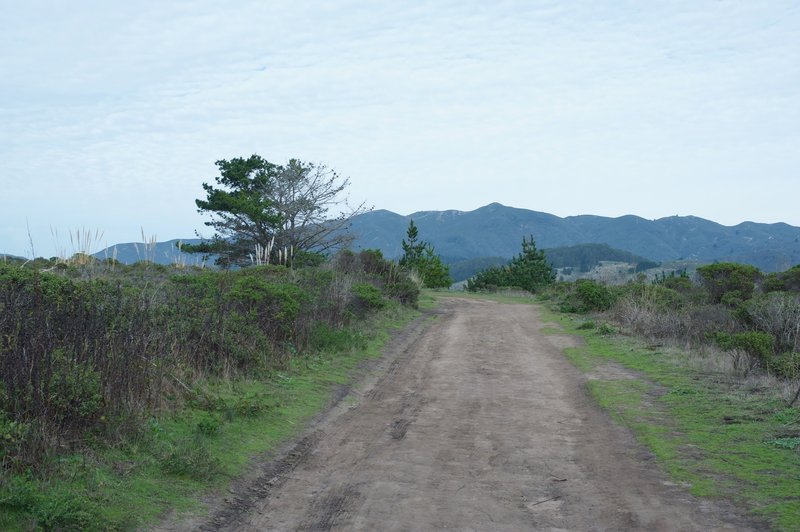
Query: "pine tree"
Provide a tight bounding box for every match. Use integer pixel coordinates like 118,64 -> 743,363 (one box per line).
399,220 -> 452,288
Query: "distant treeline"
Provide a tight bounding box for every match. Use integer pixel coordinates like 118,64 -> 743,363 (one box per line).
544,243 -> 659,272
444,243 -> 660,282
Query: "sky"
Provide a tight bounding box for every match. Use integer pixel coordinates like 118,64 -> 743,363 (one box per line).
1,0 -> 799,258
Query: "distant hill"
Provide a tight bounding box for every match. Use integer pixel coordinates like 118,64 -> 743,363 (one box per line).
348,203 -> 800,272
94,239 -> 210,266
543,243 -> 658,272
93,203 -> 800,272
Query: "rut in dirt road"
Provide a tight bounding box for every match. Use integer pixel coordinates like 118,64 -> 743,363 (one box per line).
189,298 -> 757,531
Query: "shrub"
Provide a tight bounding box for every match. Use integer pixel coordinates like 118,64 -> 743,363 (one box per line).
696,262 -> 761,305
33,488 -> 102,531
350,282 -> 386,312
574,280 -> 614,312
468,237 -> 554,293
0,257 -> 417,472
744,292 -> 800,352
763,265 -> 800,294
385,279 -> 420,308
713,331 -> 775,362
195,415 -> 220,437
597,323 -> 618,335
766,352 -> 800,379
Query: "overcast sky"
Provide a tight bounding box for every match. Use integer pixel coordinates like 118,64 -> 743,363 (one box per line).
2,1 -> 799,258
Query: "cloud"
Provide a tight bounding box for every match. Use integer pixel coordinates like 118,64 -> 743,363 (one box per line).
1,1 -> 799,256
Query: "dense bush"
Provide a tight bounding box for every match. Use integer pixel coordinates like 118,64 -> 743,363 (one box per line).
467,237 -> 554,293
0,257 -> 417,470
350,282 -> 386,314
548,261 -> 800,387
763,265 -> 800,294
574,280 -> 614,311
744,292 -> 800,352
696,262 -> 761,305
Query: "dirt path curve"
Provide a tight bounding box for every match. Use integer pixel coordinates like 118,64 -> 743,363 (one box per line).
178,298 -> 757,531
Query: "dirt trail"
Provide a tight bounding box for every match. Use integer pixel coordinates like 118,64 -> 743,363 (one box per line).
166,298 -> 757,531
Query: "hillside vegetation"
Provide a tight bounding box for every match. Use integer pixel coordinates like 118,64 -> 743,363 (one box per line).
0,251 -> 419,530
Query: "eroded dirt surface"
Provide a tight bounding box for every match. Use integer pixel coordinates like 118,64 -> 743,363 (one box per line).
162,298 -> 759,531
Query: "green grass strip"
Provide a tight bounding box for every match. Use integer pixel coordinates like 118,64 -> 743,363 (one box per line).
536,306 -> 800,531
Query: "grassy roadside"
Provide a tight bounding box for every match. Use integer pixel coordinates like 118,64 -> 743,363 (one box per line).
0,302 -> 421,531
535,305 -> 800,530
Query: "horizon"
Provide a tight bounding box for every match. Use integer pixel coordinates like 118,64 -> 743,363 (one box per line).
4,202 -> 799,260
3,2 -> 799,257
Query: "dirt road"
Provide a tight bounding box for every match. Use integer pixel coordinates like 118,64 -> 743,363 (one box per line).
178,298 -> 756,531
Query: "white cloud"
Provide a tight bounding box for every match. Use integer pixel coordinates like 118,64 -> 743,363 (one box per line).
1,0 -> 799,256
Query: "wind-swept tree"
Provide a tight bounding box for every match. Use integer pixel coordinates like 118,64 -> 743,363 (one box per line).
271,159 -> 368,253
187,155 -> 368,266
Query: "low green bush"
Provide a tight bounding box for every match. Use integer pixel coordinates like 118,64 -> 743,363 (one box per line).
350,282 -> 386,312
575,279 -> 614,311
385,279 -> 420,308
697,262 -> 761,305
766,352 -> 800,379
713,331 -> 776,362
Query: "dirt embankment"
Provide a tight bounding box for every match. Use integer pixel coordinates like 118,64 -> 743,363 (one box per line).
159,297 -> 757,531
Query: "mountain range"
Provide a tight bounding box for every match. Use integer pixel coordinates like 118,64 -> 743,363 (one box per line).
347,203 -> 800,272
93,203 -> 800,273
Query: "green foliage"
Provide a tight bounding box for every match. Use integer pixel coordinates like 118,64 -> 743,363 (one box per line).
574,280 -> 614,311
188,155 -> 284,266
0,255 -> 420,530
652,269 -> 694,292
292,250 -> 326,268
350,282 -> 386,312
467,236 -> 554,293
763,265 -> 800,294
743,291 -> 800,352
48,350 -> 104,427
188,155 -> 365,267
447,256 -> 508,283
766,352 -> 800,379
309,324 -> 367,353
766,437 -> 800,450
713,331 -> 776,361
597,322 -> 618,335
697,262 -> 762,305
0,411 -> 27,463
195,415 -> 221,437
399,221 -> 452,288
0,476 -> 103,532
548,309 -> 800,529
0,255 -> 418,473
159,439 -> 221,480
384,279 -> 420,308
547,280 -> 615,314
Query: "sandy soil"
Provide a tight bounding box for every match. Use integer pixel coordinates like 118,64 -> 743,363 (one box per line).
160,297 -> 759,531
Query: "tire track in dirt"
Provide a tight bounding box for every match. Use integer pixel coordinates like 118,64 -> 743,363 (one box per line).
161,298 -> 762,531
